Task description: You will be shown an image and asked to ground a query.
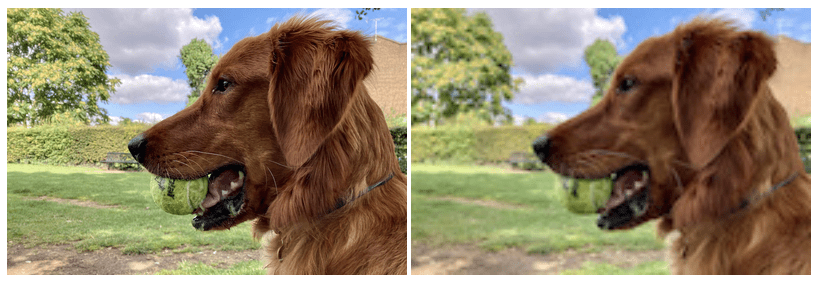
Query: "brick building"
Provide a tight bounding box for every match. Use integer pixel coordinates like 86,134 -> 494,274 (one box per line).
363,35 -> 407,118
769,36 -> 811,119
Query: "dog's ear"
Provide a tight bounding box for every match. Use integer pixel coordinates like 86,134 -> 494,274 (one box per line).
268,26 -> 373,168
671,21 -> 776,169
669,21 -> 777,228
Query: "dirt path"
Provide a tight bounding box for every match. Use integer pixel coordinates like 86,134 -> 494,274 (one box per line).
7,244 -> 261,275
412,243 -> 665,275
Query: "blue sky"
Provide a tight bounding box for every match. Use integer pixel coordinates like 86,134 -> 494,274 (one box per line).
470,8 -> 812,125
64,8 -> 408,124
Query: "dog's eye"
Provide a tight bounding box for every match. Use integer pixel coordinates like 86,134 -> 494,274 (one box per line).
617,77 -> 637,94
212,78 -> 232,94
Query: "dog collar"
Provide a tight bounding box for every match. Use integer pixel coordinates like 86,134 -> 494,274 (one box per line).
278,172 -> 394,262
733,172 -> 799,214
334,173 -> 394,211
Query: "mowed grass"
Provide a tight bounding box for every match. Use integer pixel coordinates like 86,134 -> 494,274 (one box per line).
155,260 -> 266,275
561,261 -> 669,275
411,163 -> 665,255
7,164 -> 262,274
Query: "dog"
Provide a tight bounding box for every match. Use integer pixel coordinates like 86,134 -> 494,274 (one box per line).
127,16 -> 407,275
532,18 -> 810,274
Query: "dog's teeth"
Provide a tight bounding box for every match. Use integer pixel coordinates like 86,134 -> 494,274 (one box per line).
626,190 -> 633,197
611,173 -> 617,179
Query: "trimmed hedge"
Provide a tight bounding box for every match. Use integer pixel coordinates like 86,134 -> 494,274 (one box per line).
411,124 -> 552,164
7,124 -> 151,165
390,127 -> 408,174
8,124 -> 409,174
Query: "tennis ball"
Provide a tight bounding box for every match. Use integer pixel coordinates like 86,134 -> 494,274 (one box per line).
558,178 -> 612,214
150,176 -> 209,215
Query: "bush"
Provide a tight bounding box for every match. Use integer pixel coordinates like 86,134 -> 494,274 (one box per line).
8,124 -> 410,174
7,124 -> 150,166
390,126 -> 407,174
411,124 -> 552,164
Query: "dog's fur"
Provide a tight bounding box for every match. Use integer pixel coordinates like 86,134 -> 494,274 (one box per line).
129,17 -> 406,275
534,19 -> 810,274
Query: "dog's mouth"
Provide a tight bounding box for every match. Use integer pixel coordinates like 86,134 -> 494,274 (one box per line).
172,165 -> 247,231
595,164 -> 651,230
561,164 -> 651,230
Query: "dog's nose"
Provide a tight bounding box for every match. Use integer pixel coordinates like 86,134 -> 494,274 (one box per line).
532,134 -> 551,163
128,133 -> 148,164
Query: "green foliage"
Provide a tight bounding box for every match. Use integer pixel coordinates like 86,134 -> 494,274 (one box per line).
411,8 -> 522,126
584,39 -> 622,103
355,8 -> 381,20
411,124 -> 551,164
7,8 -> 120,127
390,127 -> 408,174
7,124 -> 150,166
759,8 -> 785,21
179,38 -> 218,107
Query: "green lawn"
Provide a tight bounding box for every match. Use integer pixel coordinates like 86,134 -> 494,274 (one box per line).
411,163 -> 667,274
6,164 -> 262,274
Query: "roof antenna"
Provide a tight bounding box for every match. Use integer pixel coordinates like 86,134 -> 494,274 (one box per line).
367,17 -> 384,41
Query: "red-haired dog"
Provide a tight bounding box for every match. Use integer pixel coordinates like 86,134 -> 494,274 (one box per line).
533,19 -> 810,274
129,17 -> 407,274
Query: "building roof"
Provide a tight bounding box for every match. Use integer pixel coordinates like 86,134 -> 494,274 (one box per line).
363,35 -> 407,118
769,36 -> 811,118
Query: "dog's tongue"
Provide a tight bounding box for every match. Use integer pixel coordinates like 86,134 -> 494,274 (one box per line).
200,170 -> 244,210
600,169 -> 647,212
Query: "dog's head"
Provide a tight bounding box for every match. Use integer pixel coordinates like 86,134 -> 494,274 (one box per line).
533,19 -> 779,230
129,17 -> 375,231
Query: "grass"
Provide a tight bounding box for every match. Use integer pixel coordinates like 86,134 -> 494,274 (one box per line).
561,261 -> 670,275
155,260 -> 266,275
7,163 -> 261,274
411,163 -> 665,255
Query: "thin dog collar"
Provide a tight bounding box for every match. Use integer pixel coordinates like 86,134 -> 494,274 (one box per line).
278,172 -> 394,262
333,173 -> 394,211
734,172 -> 799,213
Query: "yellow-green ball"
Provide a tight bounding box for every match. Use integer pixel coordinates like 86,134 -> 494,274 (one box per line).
558,178 -> 612,214
150,176 -> 209,215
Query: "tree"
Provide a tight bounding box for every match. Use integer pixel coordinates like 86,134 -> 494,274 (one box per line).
759,8 -> 785,21
355,8 -> 381,20
584,39 -> 622,106
179,38 -> 218,107
7,8 -> 120,127
411,8 -> 521,126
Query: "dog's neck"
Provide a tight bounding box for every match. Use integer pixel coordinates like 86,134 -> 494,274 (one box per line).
731,172 -> 798,215
332,173 -> 394,213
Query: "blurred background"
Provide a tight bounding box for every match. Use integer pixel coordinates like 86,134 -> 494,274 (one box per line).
409,8 -> 810,275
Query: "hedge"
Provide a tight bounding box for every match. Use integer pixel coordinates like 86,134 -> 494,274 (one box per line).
8,124 -> 409,173
411,124 -> 552,164
390,127 -> 408,174
7,124 -> 151,165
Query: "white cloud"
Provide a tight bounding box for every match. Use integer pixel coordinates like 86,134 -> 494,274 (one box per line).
538,112 -> 570,124
709,8 -> 756,30
309,8 -> 354,29
515,74 -> 595,104
108,116 -> 123,125
472,8 -> 626,74
136,112 -> 165,123
66,8 -> 222,75
110,74 -> 190,104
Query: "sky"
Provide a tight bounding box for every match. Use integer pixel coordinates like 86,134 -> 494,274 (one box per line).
62,8 -> 408,124
467,8 -> 812,125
